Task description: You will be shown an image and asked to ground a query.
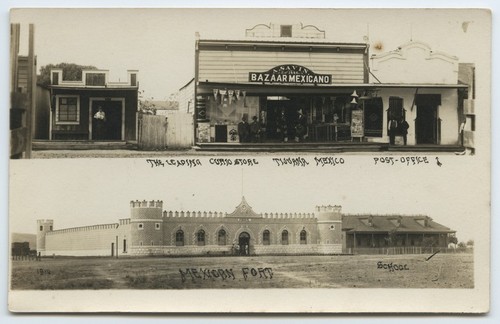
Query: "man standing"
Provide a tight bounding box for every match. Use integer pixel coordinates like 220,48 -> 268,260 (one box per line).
388,117 -> 398,145
399,118 -> 410,145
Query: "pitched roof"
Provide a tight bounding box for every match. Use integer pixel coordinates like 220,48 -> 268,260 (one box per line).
342,215 -> 454,234
226,196 -> 261,218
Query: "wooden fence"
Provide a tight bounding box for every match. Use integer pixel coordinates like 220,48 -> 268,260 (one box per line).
138,112 -> 193,150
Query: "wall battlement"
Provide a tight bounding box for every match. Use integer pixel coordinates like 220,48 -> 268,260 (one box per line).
47,223 -> 118,235
130,200 -> 163,208
315,205 -> 342,213
162,210 -> 316,219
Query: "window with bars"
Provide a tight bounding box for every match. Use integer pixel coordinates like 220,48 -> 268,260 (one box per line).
263,230 -> 270,245
176,230 -> 184,246
56,96 -> 79,124
281,230 -> 289,245
300,230 -> 307,244
197,230 -> 206,246
218,229 -> 226,246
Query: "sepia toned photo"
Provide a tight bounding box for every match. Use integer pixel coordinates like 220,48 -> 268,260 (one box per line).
8,8 -> 491,314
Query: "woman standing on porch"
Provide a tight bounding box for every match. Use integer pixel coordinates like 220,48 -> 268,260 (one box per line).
93,106 -> 106,140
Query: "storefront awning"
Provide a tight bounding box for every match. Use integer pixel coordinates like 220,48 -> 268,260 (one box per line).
196,81 -> 468,95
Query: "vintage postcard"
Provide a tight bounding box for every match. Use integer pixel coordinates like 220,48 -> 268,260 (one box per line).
8,8 -> 491,313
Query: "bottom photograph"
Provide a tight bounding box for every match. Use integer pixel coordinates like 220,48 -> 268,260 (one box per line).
9,161 -> 475,291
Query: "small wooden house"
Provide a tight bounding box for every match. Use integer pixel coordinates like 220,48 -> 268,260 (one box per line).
41,69 -> 139,142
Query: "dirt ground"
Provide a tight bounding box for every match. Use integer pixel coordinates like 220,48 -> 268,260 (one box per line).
10,253 -> 473,290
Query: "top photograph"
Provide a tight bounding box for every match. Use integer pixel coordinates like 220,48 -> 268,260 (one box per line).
9,9 -> 489,158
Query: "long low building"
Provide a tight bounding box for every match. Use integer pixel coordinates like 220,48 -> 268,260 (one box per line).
36,198 -> 455,257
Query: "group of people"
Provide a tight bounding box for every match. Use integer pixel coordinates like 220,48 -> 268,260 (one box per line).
277,109 -> 308,143
388,117 -> 410,145
237,114 -> 263,143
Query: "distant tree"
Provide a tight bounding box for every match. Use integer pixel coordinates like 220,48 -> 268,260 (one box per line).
448,235 -> 458,247
38,63 -> 98,86
466,239 -> 474,247
458,241 -> 466,248
138,90 -> 157,115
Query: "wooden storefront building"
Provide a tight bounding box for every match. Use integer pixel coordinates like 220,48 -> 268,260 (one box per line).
193,23 -> 471,151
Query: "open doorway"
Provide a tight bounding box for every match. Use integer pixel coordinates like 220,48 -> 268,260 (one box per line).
415,94 -> 440,144
238,232 -> 250,256
91,100 -> 123,140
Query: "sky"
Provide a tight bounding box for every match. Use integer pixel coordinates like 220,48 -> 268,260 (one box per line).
10,8 -> 490,100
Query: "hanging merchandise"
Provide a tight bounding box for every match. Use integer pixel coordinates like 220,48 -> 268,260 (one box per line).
242,90 -> 247,107
228,90 -> 234,105
219,89 -> 227,108
213,89 -> 219,102
235,89 -> 241,101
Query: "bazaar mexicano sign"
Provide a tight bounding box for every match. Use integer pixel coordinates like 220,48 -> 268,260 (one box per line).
248,64 -> 332,85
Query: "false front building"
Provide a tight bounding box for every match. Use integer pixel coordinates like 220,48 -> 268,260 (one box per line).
35,69 -> 139,142
36,197 -> 455,257
192,23 -> 473,151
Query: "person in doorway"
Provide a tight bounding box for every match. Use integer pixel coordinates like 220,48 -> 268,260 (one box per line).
237,114 -> 250,143
93,106 -> 106,140
277,111 -> 288,142
399,117 -> 410,145
295,109 -> 307,142
387,117 -> 398,145
250,116 -> 261,142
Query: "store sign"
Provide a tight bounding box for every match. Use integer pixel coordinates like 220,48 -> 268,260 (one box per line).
248,64 -> 332,85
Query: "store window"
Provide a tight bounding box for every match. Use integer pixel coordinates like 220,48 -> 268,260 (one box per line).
281,230 -> 289,245
56,96 -> 80,125
218,229 -> 226,246
263,230 -> 270,245
197,230 -> 206,246
176,230 -> 184,246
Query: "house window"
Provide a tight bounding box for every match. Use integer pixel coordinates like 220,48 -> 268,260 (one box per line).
56,96 -> 80,125
280,25 -> 292,37
49,226 -> 53,231
281,230 -> 289,245
39,226 -> 43,231
197,230 -> 206,246
176,230 -> 184,246
85,72 -> 106,86
218,229 -> 226,246
138,223 -> 144,230
300,230 -> 307,245
155,223 -> 161,230
263,230 -> 270,245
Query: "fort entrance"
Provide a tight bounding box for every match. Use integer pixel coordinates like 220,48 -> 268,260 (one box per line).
239,232 -> 250,255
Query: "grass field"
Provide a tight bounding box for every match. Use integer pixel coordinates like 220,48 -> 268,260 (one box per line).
10,253 -> 473,290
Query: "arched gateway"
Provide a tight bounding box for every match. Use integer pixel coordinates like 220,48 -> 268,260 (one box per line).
239,232 -> 250,255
